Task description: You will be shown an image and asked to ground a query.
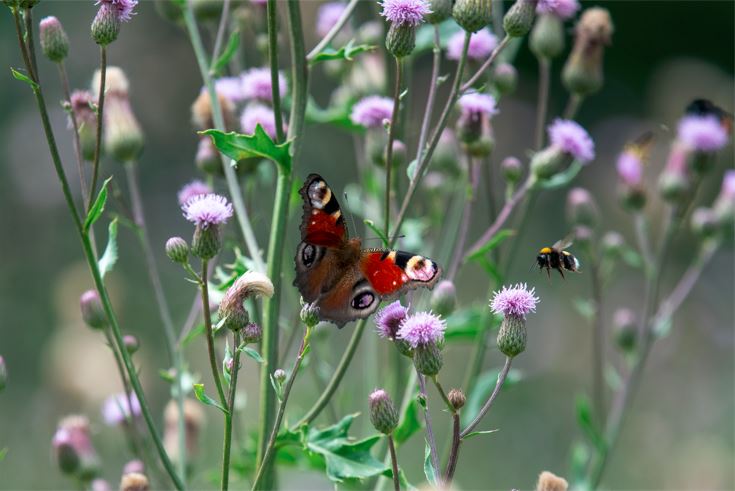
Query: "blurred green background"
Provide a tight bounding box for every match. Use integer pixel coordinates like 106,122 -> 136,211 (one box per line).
0,1 -> 733,489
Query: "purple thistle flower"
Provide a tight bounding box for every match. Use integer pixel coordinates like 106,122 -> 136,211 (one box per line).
548,118 -> 595,163
182,193 -> 233,229
375,300 -> 409,339
396,311 -> 446,348
722,170 -> 735,200
380,0 -> 430,26
350,96 -> 394,128
214,76 -> 246,104
95,0 -> 138,22
177,180 -> 212,207
616,150 -> 643,187
677,115 -> 729,153
536,0 -> 580,19
447,29 -> 498,61
241,67 -> 288,103
240,104 -> 283,139
458,93 -> 499,118
317,2 -> 347,38
102,392 -> 141,426
490,283 -> 539,318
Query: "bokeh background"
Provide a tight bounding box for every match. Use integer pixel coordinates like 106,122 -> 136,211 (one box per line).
0,1 -> 733,489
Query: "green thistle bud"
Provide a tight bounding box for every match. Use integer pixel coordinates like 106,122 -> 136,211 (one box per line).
530,146 -> 569,180
368,389 -> 399,434
395,339 -> 414,358
165,237 -> 189,264
613,308 -> 637,353
530,13 -> 564,59
39,16 -> 69,63
123,335 -> 140,355
497,314 -> 526,357
386,23 -> 417,58
448,388 -> 466,410
300,302 -> 321,327
658,170 -> 690,205
501,156 -> 523,183
453,0 -> 492,33
242,323 -> 262,344
493,63 -> 518,95
191,225 -> 222,260
619,185 -> 646,212
562,8 -> 613,97
91,5 -> 121,46
503,0 -> 537,37
690,207 -> 719,239
273,368 -> 287,384
80,290 -> 107,329
425,0 -> 452,24
431,280 -> 457,317
413,342 -> 443,376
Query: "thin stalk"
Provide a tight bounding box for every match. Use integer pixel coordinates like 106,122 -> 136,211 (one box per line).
589,255 -> 605,424
201,260 -> 227,405
306,0 -> 359,61
252,325 -> 313,491
221,330 -> 241,491
444,413 -> 461,483
57,62 -> 88,202
385,57 -> 403,237
460,356 -> 512,438
415,25 -> 442,161
447,156 -> 480,281
211,0 -> 232,64
266,0 -> 286,143
633,213 -> 654,277
417,372 -> 440,483
431,377 -> 453,412
13,10 -> 35,81
563,94 -> 583,120
461,35 -> 511,92
387,435 -> 400,491
23,8 -> 39,78
296,318 -> 367,426
88,46 -> 107,212
534,58 -> 551,150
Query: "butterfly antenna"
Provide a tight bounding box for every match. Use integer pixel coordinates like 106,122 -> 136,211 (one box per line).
343,192 -> 358,233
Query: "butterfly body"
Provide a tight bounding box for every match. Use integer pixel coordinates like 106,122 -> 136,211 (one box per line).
294,174 -> 441,326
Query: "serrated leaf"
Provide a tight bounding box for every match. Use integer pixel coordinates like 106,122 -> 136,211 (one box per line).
98,218 -> 119,278
466,229 -> 515,261
84,177 -> 113,232
10,68 -> 38,89
575,394 -> 606,453
572,297 -> 596,321
211,30 -> 240,75
462,367 -> 522,426
538,160 -> 584,189
201,127 -> 292,172
309,40 -> 375,64
423,439 -> 438,487
462,428 -> 499,440
239,345 -> 264,364
192,383 -> 228,414
364,219 -> 389,248
393,396 -> 422,445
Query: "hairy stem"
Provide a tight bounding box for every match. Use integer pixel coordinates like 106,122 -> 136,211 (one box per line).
385,57 -> 403,237
387,435 -> 400,491
221,330 -> 241,491
88,46 -> 106,212
461,356 -> 512,438
444,413 -> 461,483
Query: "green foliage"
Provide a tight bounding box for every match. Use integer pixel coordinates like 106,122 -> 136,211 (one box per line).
575,394 -> 606,453
462,367 -> 523,426
84,177 -> 113,232
238,345 -> 265,364
193,383 -> 228,414
462,429 -> 500,440
423,439 -> 438,487
444,306 -> 490,341
537,161 -> 584,190
201,127 -> 292,172
309,40 -> 375,65
305,96 -> 363,132
98,218 -> 119,279
393,395 -> 422,445
10,68 -> 38,90
211,30 -> 240,75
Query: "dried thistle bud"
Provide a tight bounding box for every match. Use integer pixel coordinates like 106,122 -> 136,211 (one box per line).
613,308 -> 637,353
448,388 -> 466,410
503,0 -> 537,37
120,472 -> 149,491
165,237 -> 189,264
191,90 -> 236,131
80,290 -> 107,330
70,91 -> 98,161
566,187 -> 599,228
92,67 -> 144,162
218,272 -> 274,331
536,470 -> 569,491
368,389 -> 399,434
413,342 -> 443,376
501,156 -> 523,183
493,63 -> 518,95
242,323 -> 262,344
562,7 -> 613,96
431,280 -> 457,317
530,13 -> 564,59
454,0 -> 493,33
40,16 -> 70,63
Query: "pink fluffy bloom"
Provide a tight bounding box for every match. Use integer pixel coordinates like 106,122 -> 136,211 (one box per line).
536,0 -> 580,19
350,96 -> 394,128
177,180 -> 212,207
375,301 -> 409,339
616,150 -> 643,186
240,103 -> 283,139
722,170 -> 735,200
182,194 -> 233,229
677,115 -> 729,153
317,2 -> 347,37
447,29 -> 498,61
241,68 -> 288,102
548,119 -> 595,163
102,392 -> 141,426
95,0 -> 137,22
396,311 -> 446,348
458,92 -> 499,118
490,283 -> 539,318
380,0 -> 430,26
215,76 -> 246,104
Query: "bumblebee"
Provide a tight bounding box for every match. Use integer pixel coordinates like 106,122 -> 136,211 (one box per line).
536,234 -> 580,278
685,99 -> 733,133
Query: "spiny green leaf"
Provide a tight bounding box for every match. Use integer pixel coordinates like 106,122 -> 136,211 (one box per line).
423,439 -> 438,487
98,218 -> 119,278
364,219 -> 389,248
201,127 -> 292,172
466,229 -> 515,261
238,345 -> 265,364
84,177 -> 113,232
309,40 -> 375,64
10,68 -> 38,89
192,383 -> 229,414
462,429 -> 499,440
575,394 -> 606,453
393,395 -> 422,445
538,160 -> 584,189
211,30 -> 240,75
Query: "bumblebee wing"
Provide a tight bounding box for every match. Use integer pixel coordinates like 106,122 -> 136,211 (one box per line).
552,232 -> 575,251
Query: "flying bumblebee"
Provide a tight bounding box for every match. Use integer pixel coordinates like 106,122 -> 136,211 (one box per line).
536,234 -> 580,279
685,99 -> 733,133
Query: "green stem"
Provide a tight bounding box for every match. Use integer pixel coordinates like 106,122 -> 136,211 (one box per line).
221,330 -> 241,491
387,435 -> 400,491
534,58 -> 551,150
211,0 -> 232,64
201,259 -> 227,406
563,93 -> 584,120
444,413 -> 461,484
385,57 -> 403,237
57,61 -> 88,202
431,376 -> 453,412
88,46 -> 107,212
461,35 -> 510,92
266,0 -> 286,143
415,25 -> 442,162
460,356 -> 512,438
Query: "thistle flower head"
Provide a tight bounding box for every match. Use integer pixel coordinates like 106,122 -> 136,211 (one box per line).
317,2 -> 347,37
548,118 -> 595,163
396,311 -> 446,348
375,300 -> 409,339
215,76 -> 246,104
240,104 -> 282,139
95,0 -> 138,22
182,194 -> 233,229
177,180 -> 212,207
490,283 -> 539,318
616,150 -> 643,186
458,92 -> 499,118
677,115 -> 729,153
380,0 -> 431,26
350,96 -> 394,128
102,392 -> 141,426
536,0 -> 579,19
447,28 -> 498,61
241,67 -> 288,102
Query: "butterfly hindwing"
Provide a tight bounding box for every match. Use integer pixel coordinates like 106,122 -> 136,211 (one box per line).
299,173 -> 347,248
360,249 -> 441,297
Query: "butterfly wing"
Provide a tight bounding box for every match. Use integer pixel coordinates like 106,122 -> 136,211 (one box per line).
298,173 -> 347,247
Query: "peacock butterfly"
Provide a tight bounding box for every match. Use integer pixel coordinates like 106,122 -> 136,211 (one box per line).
293,174 -> 442,327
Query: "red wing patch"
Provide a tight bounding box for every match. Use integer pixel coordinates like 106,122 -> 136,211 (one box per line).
360,250 -> 440,296
299,174 -> 347,248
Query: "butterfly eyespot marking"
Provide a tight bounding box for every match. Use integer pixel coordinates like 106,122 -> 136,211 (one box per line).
405,256 -> 437,282
302,244 -> 316,267
351,291 -> 375,310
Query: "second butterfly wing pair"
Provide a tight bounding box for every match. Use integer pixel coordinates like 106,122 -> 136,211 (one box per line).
294,174 -> 441,326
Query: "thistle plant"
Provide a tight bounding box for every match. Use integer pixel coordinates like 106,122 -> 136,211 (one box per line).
5,1 -> 732,490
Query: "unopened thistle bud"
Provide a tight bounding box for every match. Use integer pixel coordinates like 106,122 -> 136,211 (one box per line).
503,0 -> 537,37
0,356 -> 6,393
123,335 -> 140,355
501,156 -> 523,183
52,416 -> 100,480
165,237 -> 189,264
120,473 -> 149,491
431,280 -> 457,317
448,388 -> 466,410
491,283 -> 539,358
368,389 -> 399,434
456,93 -> 498,157
562,7 -> 613,96
532,119 -> 595,179
80,290 -> 107,329
164,399 -> 204,466
300,302 -> 321,327
182,194 -> 233,259
242,323 -> 262,344
613,308 -> 636,353
40,16 -> 69,63
536,470 -> 569,491
70,91 -> 98,161
616,144 -> 648,211
92,67 -> 144,162
530,13 -> 564,59
273,368 -> 287,384
425,0 -> 452,24
453,0 -> 492,33
566,187 -> 599,228
218,271 -> 274,331
380,0 -> 430,57
493,63 -> 518,95
690,207 -> 719,240
413,342 -> 443,376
